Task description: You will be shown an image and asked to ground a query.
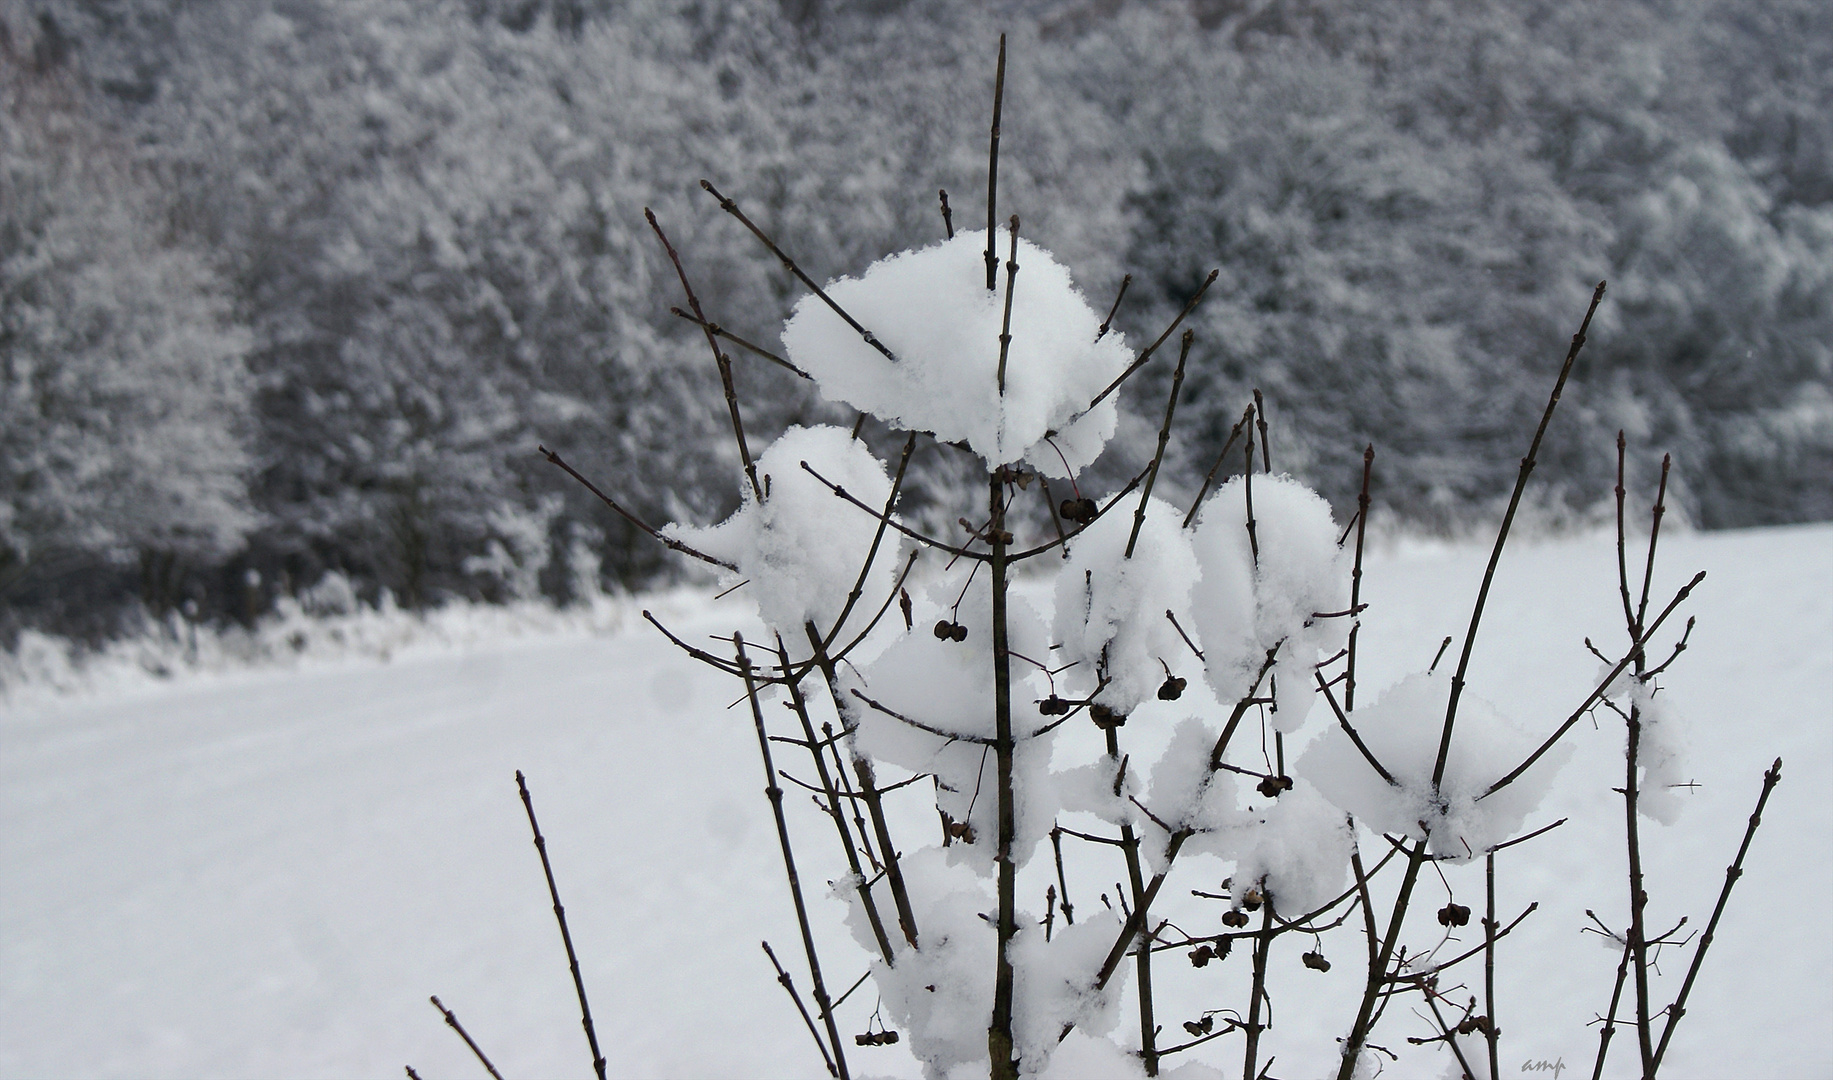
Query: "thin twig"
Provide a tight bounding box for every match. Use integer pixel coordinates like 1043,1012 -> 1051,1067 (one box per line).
515,772 -> 607,1080
1166,609 -> 1205,661
1650,757 -> 1783,1072
774,638 -> 896,965
1183,404 -> 1255,529
1085,270 -> 1219,416
647,209 -> 762,501
1345,444 -> 1373,709
801,462 -> 986,561
738,636 -> 850,1079
1096,274 -> 1132,342
989,467 -> 1021,1080
985,34 -> 1006,293
428,996 -> 504,1080
1482,571 -> 1703,799
807,626 -> 921,949
996,216 -> 1020,394
1397,903 -> 1538,981
702,180 -> 895,364
1252,389 -> 1270,473
668,306 -> 811,379
939,189 -> 954,239
1429,281 -> 1607,795
1316,671 -> 1398,787
850,688 -> 993,745
541,447 -> 735,571
1485,852 -> 1499,1080
1126,329 -> 1193,559
762,941 -> 840,1078
818,434 -> 917,652
642,609 -> 746,676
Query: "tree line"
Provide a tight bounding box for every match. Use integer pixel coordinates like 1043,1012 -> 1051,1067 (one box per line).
4,0 -> 1828,641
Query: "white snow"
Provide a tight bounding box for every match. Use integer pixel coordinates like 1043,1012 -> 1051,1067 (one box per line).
1190,474 -> 1351,726
1300,669 -> 1574,860
664,424 -> 901,646
1051,496 -> 1201,716
779,228 -> 1132,476
2,522 -> 1829,1079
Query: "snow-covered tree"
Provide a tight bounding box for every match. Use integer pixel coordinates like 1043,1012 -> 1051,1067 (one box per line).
1,11 -> 254,627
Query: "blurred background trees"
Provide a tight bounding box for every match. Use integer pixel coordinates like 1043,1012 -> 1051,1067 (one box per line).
3,0 -> 1828,640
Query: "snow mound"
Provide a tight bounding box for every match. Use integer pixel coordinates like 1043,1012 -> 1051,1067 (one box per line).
779,227 -> 1131,475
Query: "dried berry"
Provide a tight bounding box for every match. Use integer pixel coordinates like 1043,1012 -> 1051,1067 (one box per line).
1302,949 -> 1331,972
951,623 -> 968,642
1221,909 -> 1250,928
1182,1016 -> 1214,1037
1039,695 -> 1069,716
1187,945 -> 1215,968
1437,902 -> 1471,927
1256,774 -> 1295,798
1090,704 -> 1124,729
1060,497 -> 1099,524
1242,887 -> 1264,911
1157,675 -> 1187,701
934,619 -> 953,640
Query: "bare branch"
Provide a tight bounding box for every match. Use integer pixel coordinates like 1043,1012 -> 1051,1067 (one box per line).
541,447 -> 736,571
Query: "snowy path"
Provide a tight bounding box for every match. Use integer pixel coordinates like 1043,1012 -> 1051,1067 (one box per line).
3,525 -> 1829,1079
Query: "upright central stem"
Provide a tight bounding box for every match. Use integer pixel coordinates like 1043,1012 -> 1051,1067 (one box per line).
989,470 -> 1019,1080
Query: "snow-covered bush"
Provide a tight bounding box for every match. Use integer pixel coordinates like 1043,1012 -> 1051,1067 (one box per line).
537,41 -> 1782,1080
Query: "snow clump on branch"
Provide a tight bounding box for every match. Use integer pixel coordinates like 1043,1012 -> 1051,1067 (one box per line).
662,425 -> 899,640
1300,671 -> 1572,861
1190,474 -> 1352,729
779,227 -> 1132,475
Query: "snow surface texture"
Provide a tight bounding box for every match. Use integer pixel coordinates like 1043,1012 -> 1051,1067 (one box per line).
3,524 -> 1830,1078
779,228 -> 1131,476
664,425 -> 900,644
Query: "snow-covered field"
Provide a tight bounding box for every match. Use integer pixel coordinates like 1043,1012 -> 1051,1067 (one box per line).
3,523 -> 1829,1079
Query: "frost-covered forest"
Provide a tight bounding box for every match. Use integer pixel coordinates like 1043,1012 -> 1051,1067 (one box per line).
4,0 -> 1831,642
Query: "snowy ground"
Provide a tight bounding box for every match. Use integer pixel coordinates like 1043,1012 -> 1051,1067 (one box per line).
3,523 -> 1829,1079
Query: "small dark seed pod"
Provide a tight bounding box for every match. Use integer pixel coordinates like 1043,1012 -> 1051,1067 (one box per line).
1222,909 -> 1250,928
1188,945 -> 1214,968
1302,950 -> 1331,972
1158,676 -> 1187,701
951,623 -> 968,641
934,619 -> 953,639
1437,902 -> 1471,927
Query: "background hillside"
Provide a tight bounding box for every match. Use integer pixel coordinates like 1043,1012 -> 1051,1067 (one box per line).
5,0 -> 1830,641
